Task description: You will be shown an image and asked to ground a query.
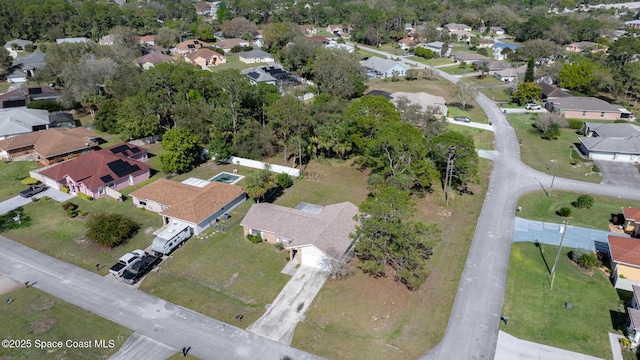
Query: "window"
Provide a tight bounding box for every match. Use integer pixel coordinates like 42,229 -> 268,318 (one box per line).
601,112 -> 605,117
582,111 -> 586,116
250,229 -> 261,236
129,175 -> 134,185
108,182 -> 116,188
139,200 -> 147,206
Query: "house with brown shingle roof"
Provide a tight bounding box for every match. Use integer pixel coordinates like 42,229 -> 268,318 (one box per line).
0,127 -> 100,164
623,208 -> 640,237
299,25 -> 317,36
608,235 -> 640,290
0,86 -> 61,109
215,38 -> 250,53
240,202 -> 359,270
131,178 -> 246,234
171,39 -> 211,56
185,48 -> 226,67
138,35 -> 156,46
135,52 -> 175,70
35,143 -> 150,199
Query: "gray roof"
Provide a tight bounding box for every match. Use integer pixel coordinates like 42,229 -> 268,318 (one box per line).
360,57 -> 409,74
0,108 -> 51,137
4,39 -> 33,49
240,66 -> 277,83
540,83 -> 571,98
240,202 -> 359,256
56,37 -> 89,44
452,51 -> 490,62
584,122 -> 640,138
634,285 -> 640,308
549,96 -> 622,113
580,136 -> 640,154
237,49 -> 272,59
630,307 -> 640,331
425,41 -> 444,48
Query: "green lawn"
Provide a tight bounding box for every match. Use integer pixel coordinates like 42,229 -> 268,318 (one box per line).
507,113 -> 602,183
0,287 -> 131,359
445,124 -> 494,150
409,56 -> 454,67
356,47 -> 386,60
0,161 -> 38,202
2,196 -> 162,273
481,86 -> 513,102
439,65 -> 477,75
502,242 -> 625,359
208,55 -> 258,72
517,190 -> 640,230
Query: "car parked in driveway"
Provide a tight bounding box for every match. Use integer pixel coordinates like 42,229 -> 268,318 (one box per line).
20,183 -> 48,198
123,253 -> 161,284
453,116 -> 471,123
525,103 -> 541,110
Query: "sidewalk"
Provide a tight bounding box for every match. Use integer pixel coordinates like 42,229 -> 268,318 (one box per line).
495,331 -> 602,360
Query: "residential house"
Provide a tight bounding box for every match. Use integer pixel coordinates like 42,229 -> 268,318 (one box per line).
390,91 -> 447,118
444,23 -> 472,32
540,83 -> 571,100
420,41 -> 450,57
36,143 -> 150,199
253,32 -> 264,48
325,40 -> 354,53
240,202 -> 359,270
0,86 -> 61,109
135,52 -> 175,70
171,39 -> 210,56
326,24 -> 350,36
241,65 -> 304,88
360,57 -> 410,79
625,20 -> 640,29
450,30 -> 475,41
4,39 -> 33,58
475,60 -> 511,74
215,38 -> 250,53
56,37 -> 90,45
477,38 -> 495,48
627,285 -> 640,348
578,123 -> 640,162
0,108 -> 51,140
99,34 -> 115,46
452,51 -> 490,64
546,96 -> 631,120
566,41 -> 607,53
185,48 -> 226,68
138,35 -> 156,46
398,37 -> 416,50
492,42 -> 520,60
310,36 -> 330,45
622,208 -> 640,237
0,127 -> 100,164
131,178 -> 246,235
238,49 -> 274,64
299,25 -> 317,36
608,235 -> 640,291
404,23 -> 414,33
8,52 -> 46,83
493,65 -> 527,82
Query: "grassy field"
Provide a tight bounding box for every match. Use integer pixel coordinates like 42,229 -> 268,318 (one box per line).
502,242 -> 625,359
507,113 -> 602,183
0,287 -> 131,359
1,196 -> 162,273
292,159 -> 492,359
356,47 -> 386,60
517,190 -> 640,230
409,56 -> 455,67
460,76 -> 504,86
481,86 -> 513,102
0,161 -> 38,202
439,64 -> 477,75
208,55 -> 258,72
445,124 -> 494,150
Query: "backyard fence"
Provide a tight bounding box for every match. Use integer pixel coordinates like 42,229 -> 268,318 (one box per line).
227,156 -> 301,177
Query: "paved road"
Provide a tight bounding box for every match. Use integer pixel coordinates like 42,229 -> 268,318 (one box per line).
0,236 -> 322,360
109,332 -> 176,360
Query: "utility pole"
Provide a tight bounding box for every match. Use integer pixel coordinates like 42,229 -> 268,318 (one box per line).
550,219 -> 569,290
444,149 -> 456,206
548,159 -> 558,198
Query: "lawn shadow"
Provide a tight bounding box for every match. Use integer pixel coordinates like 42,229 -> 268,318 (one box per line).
262,187 -> 284,204
610,309 -> 629,333
0,208 -> 30,233
535,240 -> 551,274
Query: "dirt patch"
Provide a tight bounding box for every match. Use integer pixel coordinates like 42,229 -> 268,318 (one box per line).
0,276 -> 22,296
30,318 -> 56,334
30,297 -> 55,312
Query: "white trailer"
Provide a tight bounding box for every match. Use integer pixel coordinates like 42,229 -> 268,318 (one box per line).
151,221 -> 193,256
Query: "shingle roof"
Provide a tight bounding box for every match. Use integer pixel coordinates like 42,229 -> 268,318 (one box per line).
135,52 -> 174,66
186,48 -> 224,61
540,83 -> 571,98
216,38 -> 249,50
39,144 -> 149,190
630,307 -> 640,331
580,136 -> 640,154
131,179 -> 245,224
0,108 -> 50,137
608,235 -> 640,267
56,37 -> 89,44
240,202 -> 359,256
584,123 -> 640,138
360,57 -> 409,74
0,127 -> 99,158
549,96 -> 622,113
174,39 -> 210,51
623,208 -> 640,222
0,86 -> 61,108
633,285 -> 640,307
238,49 -> 272,59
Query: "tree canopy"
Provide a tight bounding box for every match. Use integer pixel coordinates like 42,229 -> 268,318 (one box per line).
160,127 -> 202,174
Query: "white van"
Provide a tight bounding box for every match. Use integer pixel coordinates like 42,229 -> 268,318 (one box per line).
151,221 -> 193,256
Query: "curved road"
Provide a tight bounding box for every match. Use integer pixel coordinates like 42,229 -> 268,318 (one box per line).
355,44 -> 640,359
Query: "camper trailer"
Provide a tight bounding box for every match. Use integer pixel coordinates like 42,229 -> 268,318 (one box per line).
151,221 -> 193,256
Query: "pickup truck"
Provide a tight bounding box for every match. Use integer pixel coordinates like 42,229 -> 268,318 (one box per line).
20,183 -> 48,198
109,250 -> 146,277
122,254 -> 161,284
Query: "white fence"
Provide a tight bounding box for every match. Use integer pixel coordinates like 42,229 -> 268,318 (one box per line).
227,156 -> 301,177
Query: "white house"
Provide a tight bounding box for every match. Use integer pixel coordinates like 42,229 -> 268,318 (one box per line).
360,57 -> 410,79
238,49 -> 274,64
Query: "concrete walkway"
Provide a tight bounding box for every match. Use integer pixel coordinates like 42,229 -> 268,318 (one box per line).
247,266 -> 329,345
608,333 -> 624,360
445,118 -> 494,131
109,332 -> 176,360
495,331 -> 602,360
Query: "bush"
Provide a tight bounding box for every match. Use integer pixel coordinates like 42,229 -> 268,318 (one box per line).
578,252 -> 598,269
568,119 -> 584,129
574,194 -> 594,209
21,177 -> 39,185
276,173 -> 293,189
60,185 -> 69,194
85,212 -> 138,248
247,234 -> 263,244
557,206 -> 572,217
61,201 -> 77,211
76,192 -> 93,201
41,196 -> 50,201
592,164 -> 600,173
571,248 -> 590,262
619,337 -> 631,348
274,242 -> 284,251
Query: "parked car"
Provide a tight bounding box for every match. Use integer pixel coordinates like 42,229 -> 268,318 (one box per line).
525,103 -> 541,110
453,116 -> 471,123
122,253 -> 161,284
109,250 -> 146,277
20,183 -> 48,198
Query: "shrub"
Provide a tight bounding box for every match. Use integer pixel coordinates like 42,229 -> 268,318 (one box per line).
574,194 -> 594,209
557,206 -> 572,217
274,242 -> 284,251
247,234 -> 263,244
276,173 -> 293,189
67,208 -> 78,218
571,248 -> 590,262
592,164 -> 600,173
85,211 -> 138,248
568,119 -> 584,129
61,201 -> 78,211
76,192 -> 93,201
21,177 -> 39,185
620,337 -> 631,348
60,185 -> 69,194
578,252 -> 598,269
40,196 -> 50,201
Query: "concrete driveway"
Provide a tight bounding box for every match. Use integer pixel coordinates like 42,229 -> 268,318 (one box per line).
596,160 -> 640,188
0,188 -> 73,215
247,266 -> 329,345
495,331 -> 602,360
109,332 -> 176,360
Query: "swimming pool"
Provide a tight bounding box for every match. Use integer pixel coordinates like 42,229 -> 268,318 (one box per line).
209,172 -> 244,184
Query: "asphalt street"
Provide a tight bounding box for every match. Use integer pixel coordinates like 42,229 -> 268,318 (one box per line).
0,236 -> 323,360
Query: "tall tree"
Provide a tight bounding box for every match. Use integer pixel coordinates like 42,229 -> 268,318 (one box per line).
525,57 -> 535,83
452,81 -> 478,110
312,48 -> 366,99
353,187 -> 441,290
512,82 -> 542,106
160,127 -> 201,174
220,17 -> 257,38
428,131 -> 479,192
267,95 -> 309,165
558,59 -> 598,95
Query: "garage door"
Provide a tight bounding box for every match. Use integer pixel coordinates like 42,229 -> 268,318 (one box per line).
300,246 -> 329,270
